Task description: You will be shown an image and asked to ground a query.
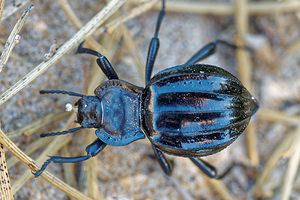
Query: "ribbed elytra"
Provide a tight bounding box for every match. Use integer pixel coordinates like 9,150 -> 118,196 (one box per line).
142,64 -> 258,157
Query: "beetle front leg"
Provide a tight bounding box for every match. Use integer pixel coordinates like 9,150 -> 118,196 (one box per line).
33,138 -> 107,176
145,0 -> 165,84
76,41 -> 119,80
190,157 -> 237,179
152,145 -> 172,176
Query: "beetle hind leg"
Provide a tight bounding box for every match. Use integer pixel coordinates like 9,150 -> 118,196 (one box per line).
152,145 -> 172,176
185,40 -> 250,65
32,138 -> 107,176
190,157 -> 242,179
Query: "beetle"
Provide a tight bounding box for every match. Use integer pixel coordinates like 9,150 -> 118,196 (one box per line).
32,0 -> 259,179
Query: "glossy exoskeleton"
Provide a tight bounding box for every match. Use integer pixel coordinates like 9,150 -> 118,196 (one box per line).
33,0 -> 259,179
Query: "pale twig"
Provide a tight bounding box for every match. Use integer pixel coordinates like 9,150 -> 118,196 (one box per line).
0,0 -> 5,24
6,136 -> 52,168
0,4 -> 33,72
55,0 -> 108,55
0,0 -> 128,106
0,143 -> 14,200
257,108 -> 300,126
167,176 -> 194,200
235,0 -> 259,167
121,24 -> 145,81
150,1 -> 300,15
94,0 -> 158,36
0,117 -> 93,200
1,0 -> 31,21
7,111 -> 70,139
281,125 -> 300,200
253,128 -> 298,197
205,177 -> 237,200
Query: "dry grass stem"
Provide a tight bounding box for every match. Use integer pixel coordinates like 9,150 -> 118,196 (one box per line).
1,0 -> 31,21
7,111 -> 70,139
0,4 -> 33,72
206,178 -> 237,200
0,116 -> 94,199
0,143 -> 14,200
0,0 -> 128,106
56,0 -> 109,55
286,38 -> 300,54
253,128 -> 298,197
167,176 -> 194,200
0,0 -> 5,24
121,24 -> 145,80
258,109 -> 300,125
7,137 -> 52,168
61,146 -> 77,188
235,0 -> 259,167
0,43 -> 32,66
281,125 -> 300,200
94,0 -> 158,36
151,1 -> 300,15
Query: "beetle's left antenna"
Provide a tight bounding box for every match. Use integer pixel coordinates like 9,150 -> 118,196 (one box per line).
40,126 -> 83,137
40,90 -> 85,97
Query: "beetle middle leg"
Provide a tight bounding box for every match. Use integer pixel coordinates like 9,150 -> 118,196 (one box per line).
190,157 -> 241,179
76,41 -> 119,80
145,0 -> 165,84
185,40 -> 248,65
152,145 -> 172,176
33,138 -> 107,176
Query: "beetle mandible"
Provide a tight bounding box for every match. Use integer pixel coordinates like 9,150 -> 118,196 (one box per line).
32,0 -> 259,178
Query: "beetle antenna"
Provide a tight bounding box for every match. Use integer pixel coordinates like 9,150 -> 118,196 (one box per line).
40,127 -> 83,137
40,90 -> 85,97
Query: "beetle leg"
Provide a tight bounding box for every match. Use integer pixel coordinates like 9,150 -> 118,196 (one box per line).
190,157 -> 238,179
152,145 -> 172,176
32,138 -> 107,177
145,0 -> 165,84
185,40 -> 249,65
76,41 -> 119,80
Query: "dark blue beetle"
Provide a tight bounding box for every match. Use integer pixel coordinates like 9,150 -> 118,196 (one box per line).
33,0 -> 258,178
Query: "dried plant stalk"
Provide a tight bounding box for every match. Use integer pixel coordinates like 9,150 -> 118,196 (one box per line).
121,24 -> 145,80
0,0 -> 128,106
0,4 -> 33,72
0,143 -> 14,200
150,1 -> 300,15
206,178 -> 237,200
56,0 -> 108,55
7,111 -> 70,139
235,0 -> 259,166
7,137 -> 52,168
281,125 -> 300,200
1,0 -> 31,21
0,120 -> 93,200
94,0 -> 158,35
253,128 -> 298,197
258,109 -> 300,125
0,0 -> 5,24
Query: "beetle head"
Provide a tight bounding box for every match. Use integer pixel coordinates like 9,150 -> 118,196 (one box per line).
76,96 -> 102,128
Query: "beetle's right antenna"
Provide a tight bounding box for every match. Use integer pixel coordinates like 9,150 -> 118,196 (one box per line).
40,90 -> 85,97
40,126 -> 83,137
